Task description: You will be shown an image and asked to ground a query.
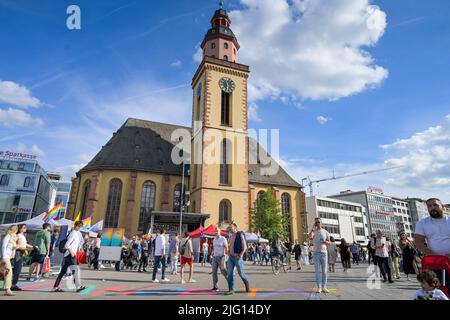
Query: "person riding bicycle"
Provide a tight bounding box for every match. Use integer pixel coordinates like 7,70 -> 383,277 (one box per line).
270,234 -> 287,265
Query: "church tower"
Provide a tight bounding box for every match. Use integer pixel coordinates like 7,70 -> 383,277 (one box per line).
190,1 -> 250,230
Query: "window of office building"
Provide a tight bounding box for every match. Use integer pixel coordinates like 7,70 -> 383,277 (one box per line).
323,224 -> 340,234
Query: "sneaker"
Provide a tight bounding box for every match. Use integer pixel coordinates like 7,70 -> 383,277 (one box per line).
76,286 -> 86,293
188,279 -> 197,283
225,291 -> 235,295
321,288 -> 330,293
10,286 -> 22,291
181,279 -> 186,284
151,279 -> 160,283
315,287 -> 322,293
388,280 -> 394,284
161,278 -> 170,282
211,287 -> 219,292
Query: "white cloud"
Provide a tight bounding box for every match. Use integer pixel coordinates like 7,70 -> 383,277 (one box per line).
193,45 -> 203,64
248,102 -> 262,122
15,143 -> 27,153
230,0 -> 388,102
170,60 -> 182,67
0,108 -> 44,128
0,80 -> 42,108
317,115 -> 331,125
31,144 -> 46,157
381,114 -> 450,190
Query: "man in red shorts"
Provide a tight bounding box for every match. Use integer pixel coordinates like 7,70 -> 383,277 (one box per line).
180,232 -> 196,284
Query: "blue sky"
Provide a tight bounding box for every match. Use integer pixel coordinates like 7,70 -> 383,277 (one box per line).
1,0 -> 450,202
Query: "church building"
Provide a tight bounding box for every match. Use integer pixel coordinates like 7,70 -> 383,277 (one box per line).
66,3 -> 307,242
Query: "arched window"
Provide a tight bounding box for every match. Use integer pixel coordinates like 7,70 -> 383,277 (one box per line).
281,193 -> 292,241
173,183 -> 184,212
223,55 -> 229,61
221,91 -> 231,126
138,181 -> 156,231
224,42 -> 229,49
257,191 -> 265,202
80,180 -> 91,220
211,42 -> 216,49
104,179 -> 122,228
220,139 -> 231,185
219,199 -> 232,223
281,193 -> 291,215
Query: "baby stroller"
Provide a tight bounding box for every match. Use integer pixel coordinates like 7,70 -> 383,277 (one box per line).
115,247 -> 139,271
421,255 -> 450,298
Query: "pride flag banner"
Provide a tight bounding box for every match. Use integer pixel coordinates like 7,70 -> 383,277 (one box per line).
81,216 -> 92,231
43,203 -> 63,223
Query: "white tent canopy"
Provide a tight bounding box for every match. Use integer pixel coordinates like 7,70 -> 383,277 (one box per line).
244,232 -> 269,243
0,212 -> 73,231
89,220 -> 103,233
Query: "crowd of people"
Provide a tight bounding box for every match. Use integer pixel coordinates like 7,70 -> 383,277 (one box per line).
1,198 -> 449,299
308,197 -> 449,299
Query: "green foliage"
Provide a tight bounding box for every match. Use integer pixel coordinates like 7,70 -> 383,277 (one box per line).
250,187 -> 291,241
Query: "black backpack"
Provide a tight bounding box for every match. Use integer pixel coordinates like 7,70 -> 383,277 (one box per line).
179,240 -> 187,256
58,232 -> 71,253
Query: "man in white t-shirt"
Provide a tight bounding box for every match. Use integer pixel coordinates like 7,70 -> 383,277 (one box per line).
152,228 -> 170,283
415,198 -> 450,257
211,227 -> 228,291
414,198 -> 450,293
309,217 -> 331,293
52,221 -> 85,292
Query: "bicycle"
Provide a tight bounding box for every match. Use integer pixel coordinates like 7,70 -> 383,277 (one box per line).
271,254 -> 287,275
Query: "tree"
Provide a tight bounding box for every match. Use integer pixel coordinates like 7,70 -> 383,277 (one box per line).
250,187 -> 292,242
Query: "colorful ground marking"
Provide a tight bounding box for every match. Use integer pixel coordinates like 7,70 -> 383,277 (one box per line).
89,284 -> 126,296
178,287 -> 221,296
259,288 -> 321,299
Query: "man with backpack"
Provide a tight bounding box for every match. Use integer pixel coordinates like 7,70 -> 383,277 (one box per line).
52,221 -> 85,292
27,223 -> 51,281
226,222 -> 251,295
180,232 -> 196,284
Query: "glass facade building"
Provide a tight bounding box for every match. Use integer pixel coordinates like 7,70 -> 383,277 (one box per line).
0,153 -> 56,224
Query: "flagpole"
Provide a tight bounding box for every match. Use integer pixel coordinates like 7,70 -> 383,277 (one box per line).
179,161 -> 185,235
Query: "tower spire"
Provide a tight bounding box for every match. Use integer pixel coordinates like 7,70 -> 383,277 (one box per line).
219,0 -> 224,10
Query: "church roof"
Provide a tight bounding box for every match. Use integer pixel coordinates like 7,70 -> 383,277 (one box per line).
79,118 -> 302,189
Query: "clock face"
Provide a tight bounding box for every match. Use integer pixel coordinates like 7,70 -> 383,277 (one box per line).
219,77 -> 236,93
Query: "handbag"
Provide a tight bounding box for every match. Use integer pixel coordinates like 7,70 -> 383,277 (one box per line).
0,262 -> 9,280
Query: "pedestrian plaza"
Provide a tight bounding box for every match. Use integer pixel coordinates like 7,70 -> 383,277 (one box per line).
0,261 -> 419,300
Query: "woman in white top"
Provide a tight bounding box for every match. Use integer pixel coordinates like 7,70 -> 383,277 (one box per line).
11,224 -> 34,291
301,242 -> 309,266
201,241 -> 209,266
1,225 -> 18,296
327,237 -> 338,272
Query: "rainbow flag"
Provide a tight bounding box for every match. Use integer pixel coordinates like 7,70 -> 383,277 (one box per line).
81,216 -> 92,231
43,203 -> 63,222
